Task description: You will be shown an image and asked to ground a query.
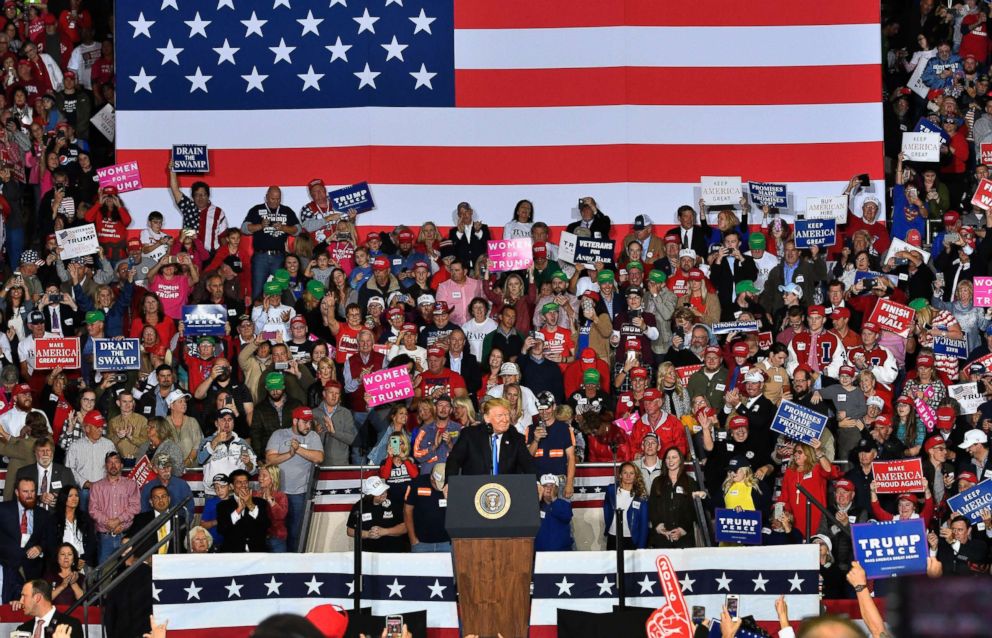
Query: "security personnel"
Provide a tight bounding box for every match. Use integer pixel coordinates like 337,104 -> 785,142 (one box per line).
526,391 -> 576,498
403,464 -> 451,553
346,476 -> 408,553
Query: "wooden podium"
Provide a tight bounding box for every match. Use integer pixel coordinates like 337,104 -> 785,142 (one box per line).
446,475 -> 540,638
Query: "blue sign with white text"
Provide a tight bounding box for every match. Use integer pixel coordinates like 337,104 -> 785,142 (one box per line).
171,144 -> 209,173
714,508 -> 762,545
915,117 -> 951,143
933,336 -> 968,359
770,400 -> 828,444
94,338 -> 141,371
182,304 -> 228,337
794,219 -> 836,248
329,181 -> 376,214
851,518 -> 928,579
948,478 -> 992,524
748,182 -> 787,208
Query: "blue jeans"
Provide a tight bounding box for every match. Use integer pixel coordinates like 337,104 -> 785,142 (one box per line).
286,492 -> 307,552
97,532 -> 123,564
412,541 -> 451,553
5,227 -> 23,270
351,411 -> 370,464
252,252 -> 285,299
267,537 -> 287,553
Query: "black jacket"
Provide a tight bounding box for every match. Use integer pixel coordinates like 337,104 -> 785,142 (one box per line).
14,463 -> 76,505
216,498 -> 270,553
16,611 -> 84,637
448,224 -> 491,269
445,425 -> 537,480
710,255 -> 758,321
448,351 -> 482,400
0,501 -> 56,600
125,510 -> 189,556
565,211 -> 612,239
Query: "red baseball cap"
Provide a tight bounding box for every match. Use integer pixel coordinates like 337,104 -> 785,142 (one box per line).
401,322 -> 417,332
874,414 -> 892,428
898,493 -> 919,505
386,307 -> 404,319
936,406 -> 956,429
624,338 -> 642,351
432,301 -> 450,315
731,342 -> 749,357
366,231 -> 381,242
688,269 -> 704,281
323,379 -> 342,390
839,365 -> 856,377
630,367 -> 648,380
83,411 -> 106,428
582,290 -> 601,302
958,471 -> 979,484
292,406 -> 314,420
398,230 -> 414,243
372,256 -> 390,271
704,345 -> 721,357
532,241 -> 547,257
831,306 -> 851,320
728,415 -> 749,430
642,388 -> 661,401
861,321 -> 881,334
290,315 -> 307,326
13,383 -> 31,396
834,479 -> 856,492
808,305 -> 826,317
906,229 -> 922,247
923,437 -> 946,453
306,604 -> 349,638
896,395 -> 914,406
427,345 -> 446,358
943,211 -> 960,226
581,348 -> 596,365
127,237 -> 142,249
917,354 -> 935,368
664,234 -> 679,245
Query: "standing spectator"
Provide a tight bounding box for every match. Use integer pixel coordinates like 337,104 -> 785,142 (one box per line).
216,469 -> 270,553
88,451 -> 140,563
603,461 -> 648,550
312,380 -> 357,467
255,464 -> 289,553
448,202 -> 490,269
64,410 -> 114,504
265,406 -> 324,552
535,474 -> 574,551
197,408 -> 256,496
778,439 -> 839,539
346,476 -> 408,553
526,392 -> 576,498
242,187 -> 300,298
648,447 -> 703,549
403,463 -> 452,553
139,454 -> 194,522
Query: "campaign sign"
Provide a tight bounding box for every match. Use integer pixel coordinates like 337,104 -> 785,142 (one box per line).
748,182 -> 787,208
948,382 -> 985,415
645,555 -> 694,638
35,337 -> 81,370
794,219 -> 836,249
487,238 -> 533,272
329,181 -> 375,214
757,331 -> 773,350
96,160 -> 142,193
714,508 -> 762,545
711,320 -> 759,335
915,117 -> 951,143
182,304 -> 228,337
901,131 -> 941,162
804,195 -> 847,223
94,338 -> 141,371
973,276 -> 992,307
700,176 -> 742,206
129,455 -> 158,488
933,336 -> 968,359
558,231 -> 616,266
982,143 -> 992,167
614,411 -> 639,435
971,178 -> 992,211
852,518 -> 928,579
883,237 -> 930,265
91,103 -> 115,142
872,459 -> 926,494
55,223 -> 99,260
675,365 -> 702,387
866,298 -> 915,338
948,479 -> 992,524
363,366 -> 414,408
171,144 -> 209,173
770,400 -> 828,444
854,270 -> 887,286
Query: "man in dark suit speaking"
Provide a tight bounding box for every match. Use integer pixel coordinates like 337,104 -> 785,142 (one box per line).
14,579 -> 83,637
0,477 -> 56,602
445,398 -> 537,479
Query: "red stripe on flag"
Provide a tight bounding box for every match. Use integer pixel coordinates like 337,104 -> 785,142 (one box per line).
455,0 -> 880,28
314,504 -> 359,513
119,142 -> 882,187
168,628 -> 460,638
456,65 -> 881,107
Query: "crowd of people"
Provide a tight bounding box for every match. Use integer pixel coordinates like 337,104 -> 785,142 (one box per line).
0,4 -> 988,638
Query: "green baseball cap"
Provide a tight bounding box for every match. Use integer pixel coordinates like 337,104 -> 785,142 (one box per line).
84,310 -> 105,324
263,280 -> 283,296
736,280 -> 760,295
197,335 -> 216,345
306,279 -> 326,300
541,302 -> 560,314
273,269 -> 291,287
748,233 -> 767,250
551,270 -> 569,282
583,368 -> 601,384
265,372 -> 285,391
627,260 -> 644,271
908,298 -> 928,311
596,270 -> 615,283
648,270 -> 667,284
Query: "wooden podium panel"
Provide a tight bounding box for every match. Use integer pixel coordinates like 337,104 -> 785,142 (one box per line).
451,537 -> 534,638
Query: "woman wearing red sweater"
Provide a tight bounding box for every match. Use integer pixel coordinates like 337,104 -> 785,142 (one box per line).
777,438 -> 840,538
869,484 -> 934,526
84,186 -> 132,261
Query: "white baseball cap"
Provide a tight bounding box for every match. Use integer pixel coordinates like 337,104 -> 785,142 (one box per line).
363,476 -> 388,496
499,362 -> 520,377
959,429 -> 989,449
540,474 -> 559,487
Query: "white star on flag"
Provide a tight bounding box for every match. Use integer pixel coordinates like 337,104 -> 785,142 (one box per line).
129,12 -> 154,38
385,0 -> 403,5
354,63 -> 380,90
386,578 -> 405,598
346,580 -> 355,595
130,68 -> 156,93
752,573 -> 769,592
788,573 -> 804,592
354,8 -> 379,34
330,0 -> 347,6
242,11 -> 267,37
156,39 -> 183,65
217,0 -> 235,9
184,12 -> 210,38
184,581 -> 202,600
151,584 -> 162,601
185,67 -> 212,93
679,574 -> 695,593
213,39 -> 239,65
382,36 -> 408,62
269,38 -> 296,64
410,64 -> 436,90
298,66 -> 323,91
305,575 -> 323,594
715,572 -> 732,592
597,577 -> 614,596
298,10 -> 322,36
410,9 -> 435,35
265,576 -> 283,595
637,575 -> 656,594
427,579 -> 446,599
326,37 -> 351,63
225,579 -> 243,598
273,0 -> 291,8
161,0 -> 179,10
556,577 -> 574,596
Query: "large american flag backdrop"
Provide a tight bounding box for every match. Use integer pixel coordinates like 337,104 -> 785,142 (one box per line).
114,1 -> 883,229
152,547 -> 820,638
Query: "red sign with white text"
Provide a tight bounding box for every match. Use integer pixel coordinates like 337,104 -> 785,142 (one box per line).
872,458 -> 927,494
675,365 -> 701,387
35,338 -> 81,370
972,178 -> 992,210
646,555 -> 693,638
866,299 -> 915,339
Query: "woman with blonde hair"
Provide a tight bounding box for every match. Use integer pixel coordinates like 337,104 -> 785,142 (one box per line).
902,347 -> 947,412
377,427 -> 418,496
416,221 -> 442,260
501,382 -> 529,434
676,270 -> 720,326
452,396 -> 478,427
721,457 -> 766,512
256,464 -> 289,552
486,272 -> 534,333
656,361 -> 691,418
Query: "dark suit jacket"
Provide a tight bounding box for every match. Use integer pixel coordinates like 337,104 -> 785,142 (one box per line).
216,497 -> 270,552
448,352 -> 482,400
0,502 -> 56,601
445,424 -> 537,480
448,224 -> 491,269
15,463 -> 76,506
671,224 -> 710,257
125,509 -> 188,556
40,303 -> 80,338
710,255 -> 759,320
565,212 -> 611,239
16,610 -> 84,637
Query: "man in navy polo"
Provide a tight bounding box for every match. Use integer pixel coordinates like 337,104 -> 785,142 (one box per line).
526,392 -> 575,498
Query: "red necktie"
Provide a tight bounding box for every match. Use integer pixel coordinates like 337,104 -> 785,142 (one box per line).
20,509 -> 27,534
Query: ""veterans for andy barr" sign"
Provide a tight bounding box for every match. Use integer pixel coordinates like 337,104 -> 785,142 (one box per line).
770,400 -> 827,444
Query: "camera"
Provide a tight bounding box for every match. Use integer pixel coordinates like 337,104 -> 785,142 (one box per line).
274,361 -> 289,371
49,293 -> 62,303
630,308 -> 642,318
